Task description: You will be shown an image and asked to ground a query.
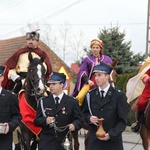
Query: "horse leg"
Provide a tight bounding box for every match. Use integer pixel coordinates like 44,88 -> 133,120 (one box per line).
140,124 -> 149,150
31,135 -> 39,150
148,131 -> 150,150
72,132 -> 80,150
84,130 -> 89,150
19,128 -> 32,150
22,134 -> 32,150
31,140 -> 38,150
13,127 -> 22,150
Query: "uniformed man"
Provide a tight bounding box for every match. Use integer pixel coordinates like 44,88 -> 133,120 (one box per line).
2,30 -> 52,93
34,72 -> 83,150
82,62 -> 127,150
0,66 -> 22,150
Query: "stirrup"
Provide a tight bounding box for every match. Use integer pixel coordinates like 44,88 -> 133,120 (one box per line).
131,122 -> 140,133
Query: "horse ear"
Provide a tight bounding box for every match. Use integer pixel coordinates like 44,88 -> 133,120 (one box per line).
28,52 -> 33,62
111,58 -> 118,68
41,52 -> 46,63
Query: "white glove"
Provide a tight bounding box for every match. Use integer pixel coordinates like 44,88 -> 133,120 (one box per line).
10,74 -> 20,82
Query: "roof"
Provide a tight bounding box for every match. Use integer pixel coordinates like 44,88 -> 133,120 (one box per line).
0,36 -> 76,79
71,63 -> 80,74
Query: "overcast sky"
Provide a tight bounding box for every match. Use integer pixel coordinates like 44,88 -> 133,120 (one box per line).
0,0 -> 148,62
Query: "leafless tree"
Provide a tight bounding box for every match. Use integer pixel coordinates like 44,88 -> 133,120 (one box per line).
69,31 -> 86,62
59,21 -> 71,61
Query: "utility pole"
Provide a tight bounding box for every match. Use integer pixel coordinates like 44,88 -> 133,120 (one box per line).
146,0 -> 150,57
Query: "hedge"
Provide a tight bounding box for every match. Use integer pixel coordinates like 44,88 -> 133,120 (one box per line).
115,72 -> 138,126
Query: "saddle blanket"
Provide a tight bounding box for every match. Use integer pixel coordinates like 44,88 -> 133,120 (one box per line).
19,92 -> 42,135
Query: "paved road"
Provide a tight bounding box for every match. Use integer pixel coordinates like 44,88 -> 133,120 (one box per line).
76,136 -> 143,150
12,127 -> 146,150
76,127 -> 144,150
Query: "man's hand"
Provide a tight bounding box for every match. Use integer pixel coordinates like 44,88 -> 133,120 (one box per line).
142,75 -> 150,84
88,80 -> 94,86
46,117 -> 55,124
98,133 -> 110,141
90,116 -> 99,125
3,123 -> 9,134
69,124 -> 75,131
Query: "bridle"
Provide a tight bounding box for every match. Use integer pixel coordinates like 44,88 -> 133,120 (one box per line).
23,67 -> 46,100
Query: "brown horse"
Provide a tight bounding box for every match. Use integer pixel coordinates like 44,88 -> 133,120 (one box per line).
140,99 -> 150,150
73,59 -> 118,150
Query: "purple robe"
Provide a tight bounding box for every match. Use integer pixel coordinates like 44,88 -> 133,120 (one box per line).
72,54 -> 112,97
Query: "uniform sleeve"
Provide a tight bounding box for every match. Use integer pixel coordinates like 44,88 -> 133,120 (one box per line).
108,91 -> 127,141
71,99 -> 83,131
82,93 -> 92,125
9,94 -> 22,132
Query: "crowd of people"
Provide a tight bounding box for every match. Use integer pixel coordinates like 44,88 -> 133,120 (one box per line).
3,30 -> 148,150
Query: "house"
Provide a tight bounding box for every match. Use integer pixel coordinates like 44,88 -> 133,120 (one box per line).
71,63 -> 80,74
0,36 -> 77,95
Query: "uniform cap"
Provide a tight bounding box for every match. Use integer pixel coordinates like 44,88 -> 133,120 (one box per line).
93,62 -> 113,74
0,66 -> 5,76
47,72 -> 66,84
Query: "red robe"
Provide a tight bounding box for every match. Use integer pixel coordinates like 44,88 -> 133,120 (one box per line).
137,69 -> 150,112
2,47 -> 52,89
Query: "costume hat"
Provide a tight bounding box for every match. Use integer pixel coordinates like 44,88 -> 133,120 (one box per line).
90,39 -> 104,49
26,30 -> 40,41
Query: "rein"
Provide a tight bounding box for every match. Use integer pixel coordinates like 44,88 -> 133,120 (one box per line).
24,76 -> 46,101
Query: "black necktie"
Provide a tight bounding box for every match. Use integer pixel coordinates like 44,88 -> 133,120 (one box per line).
100,90 -> 104,99
55,97 -> 59,109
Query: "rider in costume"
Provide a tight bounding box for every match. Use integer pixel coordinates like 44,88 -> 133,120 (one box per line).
71,39 -> 112,106
126,57 -> 150,133
2,30 -> 52,93
131,69 -> 150,132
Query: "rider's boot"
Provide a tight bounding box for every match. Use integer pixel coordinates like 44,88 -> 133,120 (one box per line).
131,111 -> 143,133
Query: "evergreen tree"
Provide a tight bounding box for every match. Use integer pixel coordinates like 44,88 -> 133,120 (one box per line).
97,26 -> 144,74
76,26 -> 145,74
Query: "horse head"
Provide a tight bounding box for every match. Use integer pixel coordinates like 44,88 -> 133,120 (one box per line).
24,52 -> 47,97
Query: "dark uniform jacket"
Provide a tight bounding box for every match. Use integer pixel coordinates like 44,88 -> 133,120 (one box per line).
82,86 -> 127,150
0,89 -> 22,150
34,93 -> 83,150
